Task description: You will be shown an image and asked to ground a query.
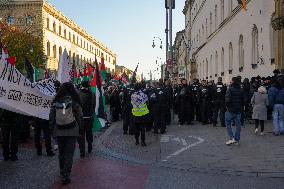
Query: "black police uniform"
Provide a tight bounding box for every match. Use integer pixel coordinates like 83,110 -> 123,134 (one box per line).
199,85 -> 211,124
164,84 -> 173,125
190,82 -> 201,121
177,84 -> 193,125
121,87 -> 134,134
212,82 -> 227,127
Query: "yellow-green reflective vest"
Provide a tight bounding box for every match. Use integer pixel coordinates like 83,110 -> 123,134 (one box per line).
132,103 -> 149,117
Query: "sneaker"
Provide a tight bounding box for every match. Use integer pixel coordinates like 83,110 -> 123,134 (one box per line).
61,178 -> 71,185
234,141 -> 240,146
226,139 -> 236,145
135,141 -> 140,145
254,128 -> 259,135
260,132 -> 264,136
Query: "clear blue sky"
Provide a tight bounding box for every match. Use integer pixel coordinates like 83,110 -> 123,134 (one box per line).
47,0 -> 185,78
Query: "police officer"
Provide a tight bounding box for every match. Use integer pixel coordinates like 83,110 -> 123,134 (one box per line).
164,80 -> 173,125
177,79 -> 193,125
199,80 -> 211,125
190,79 -> 201,122
212,77 -> 227,127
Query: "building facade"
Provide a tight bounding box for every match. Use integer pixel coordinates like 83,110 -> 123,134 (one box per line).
115,65 -> 133,78
183,0 -> 276,84
0,0 -> 117,73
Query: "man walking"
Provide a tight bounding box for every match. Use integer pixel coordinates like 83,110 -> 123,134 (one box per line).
225,77 -> 244,145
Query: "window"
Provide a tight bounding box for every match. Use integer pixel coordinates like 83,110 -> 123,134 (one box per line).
205,18 -> 208,38
215,5 -> 218,30
84,41 -> 85,48
215,51 -> 218,76
252,25 -> 259,67
59,46 -> 62,56
210,55 -> 213,78
229,42 -> 233,72
46,18 -> 50,29
221,47 -> 224,74
228,0 -> 232,15
239,35 -> 244,71
7,16 -> 14,25
26,15 -> 32,25
64,29 -> 66,38
206,59 -> 209,79
202,25 -> 204,43
47,42 -> 50,56
53,22 -> 56,33
210,12 -> 213,34
77,37 -> 78,45
221,0 -> 224,21
69,32 -> 71,41
53,45 -> 57,58
73,34 -> 75,43
59,25 -> 62,36
69,50 -> 71,61
81,39 -> 82,47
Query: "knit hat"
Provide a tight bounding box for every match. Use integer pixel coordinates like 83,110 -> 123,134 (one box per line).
258,86 -> 267,94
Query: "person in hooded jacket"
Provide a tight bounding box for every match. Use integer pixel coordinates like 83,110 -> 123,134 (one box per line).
177,79 -> 193,125
77,81 -> 96,157
49,82 -> 83,185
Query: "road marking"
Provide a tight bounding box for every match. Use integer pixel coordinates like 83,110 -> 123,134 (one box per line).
160,135 -> 170,143
181,139 -> 188,146
162,136 -> 205,162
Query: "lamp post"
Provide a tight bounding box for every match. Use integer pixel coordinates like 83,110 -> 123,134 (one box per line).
152,37 -> 163,49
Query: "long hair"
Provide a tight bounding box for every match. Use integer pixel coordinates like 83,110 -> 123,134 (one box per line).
53,82 -> 82,105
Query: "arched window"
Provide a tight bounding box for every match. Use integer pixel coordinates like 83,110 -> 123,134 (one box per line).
221,0 -> 224,21
209,12 -> 213,34
46,18 -> 50,29
53,22 -> 56,33
59,25 -> 62,36
68,50 -> 71,61
206,18 -> 208,38
215,51 -> 218,76
73,34 -> 75,43
7,16 -> 14,25
228,0 -> 232,15
239,35 -> 244,71
252,25 -> 259,68
206,59 -> 209,79
229,42 -> 233,73
202,25 -> 204,43
64,29 -> 66,38
53,45 -> 57,58
221,47 -> 224,74
26,15 -> 33,25
59,46 -> 62,56
69,32 -> 71,41
215,5 -> 218,30
46,42 -> 50,56
210,55 -> 213,78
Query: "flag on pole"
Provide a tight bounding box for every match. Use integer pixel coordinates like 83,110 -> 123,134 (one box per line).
131,63 -> 139,84
120,71 -> 129,88
100,57 -> 107,82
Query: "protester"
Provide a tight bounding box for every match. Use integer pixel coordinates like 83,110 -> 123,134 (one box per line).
251,86 -> 269,136
225,77 -> 244,145
77,81 -> 96,157
49,82 -> 83,185
1,110 -> 20,161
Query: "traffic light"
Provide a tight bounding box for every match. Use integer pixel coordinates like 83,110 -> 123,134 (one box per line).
165,0 -> 175,9
237,0 -> 247,11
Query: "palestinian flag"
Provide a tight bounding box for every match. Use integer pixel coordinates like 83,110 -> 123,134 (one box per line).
92,58 -> 107,132
82,63 -> 93,81
120,71 -> 129,88
100,57 -> 107,82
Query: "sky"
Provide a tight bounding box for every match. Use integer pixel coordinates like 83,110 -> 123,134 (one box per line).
47,0 -> 185,79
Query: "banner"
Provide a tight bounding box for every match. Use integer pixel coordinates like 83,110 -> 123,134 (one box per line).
0,59 -> 55,120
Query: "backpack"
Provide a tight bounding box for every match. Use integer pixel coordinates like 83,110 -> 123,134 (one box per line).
55,98 -> 76,129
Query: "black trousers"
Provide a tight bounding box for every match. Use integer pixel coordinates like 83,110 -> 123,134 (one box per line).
135,123 -> 146,143
212,100 -> 226,127
192,103 -> 200,121
153,106 -> 166,132
200,99 -> 209,124
123,112 -> 131,133
77,118 -> 93,155
57,136 -> 76,179
255,120 -> 264,132
34,119 -> 52,153
1,123 -> 19,159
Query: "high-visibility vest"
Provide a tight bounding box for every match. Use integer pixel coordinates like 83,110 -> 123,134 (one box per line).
132,103 -> 149,117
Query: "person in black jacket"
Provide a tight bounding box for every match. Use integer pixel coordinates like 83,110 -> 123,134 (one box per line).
225,77 -> 244,145
78,81 -> 96,157
177,79 -> 193,125
199,80 -> 211,125
190,79 -> 201,121
1,110 -> 20,161
212,77 -> 227,127
121,86 -> 135,134
164,80 -> 173,125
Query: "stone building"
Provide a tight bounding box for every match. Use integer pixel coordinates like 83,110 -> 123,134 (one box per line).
183,0 -> 277,84
0,0 -> 117,73
115,65 -> 133,78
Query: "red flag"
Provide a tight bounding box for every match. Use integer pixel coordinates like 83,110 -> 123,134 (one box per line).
114,74 -> 119,81
90,70 -> 96,87
87,64 -> 93,76
6,56 -> 16,66
101,57 -> 106,71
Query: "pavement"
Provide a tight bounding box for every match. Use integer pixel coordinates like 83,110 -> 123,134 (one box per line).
1,119 -> 284,189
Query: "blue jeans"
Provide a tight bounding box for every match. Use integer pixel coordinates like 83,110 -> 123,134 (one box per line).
225,111 -> 241,141
273,104 -> 284,134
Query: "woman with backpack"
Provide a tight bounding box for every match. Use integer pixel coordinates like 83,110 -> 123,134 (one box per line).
49,82 -> 83,185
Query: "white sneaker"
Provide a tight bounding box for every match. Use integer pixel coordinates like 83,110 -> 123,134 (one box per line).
53,144 -> 58,150
260,132 -> 264,136
254,128 -> 259,135
226,138 -> 236,145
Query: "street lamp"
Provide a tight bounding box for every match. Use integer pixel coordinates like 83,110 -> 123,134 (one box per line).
152,37 -> 163,49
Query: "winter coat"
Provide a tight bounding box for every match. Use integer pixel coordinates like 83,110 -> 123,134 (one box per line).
225,83 -> 244,113
251,92 -> 269,120
268,86 -> 279,107
275,88 -> 284,105
49,96 -> 83,137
